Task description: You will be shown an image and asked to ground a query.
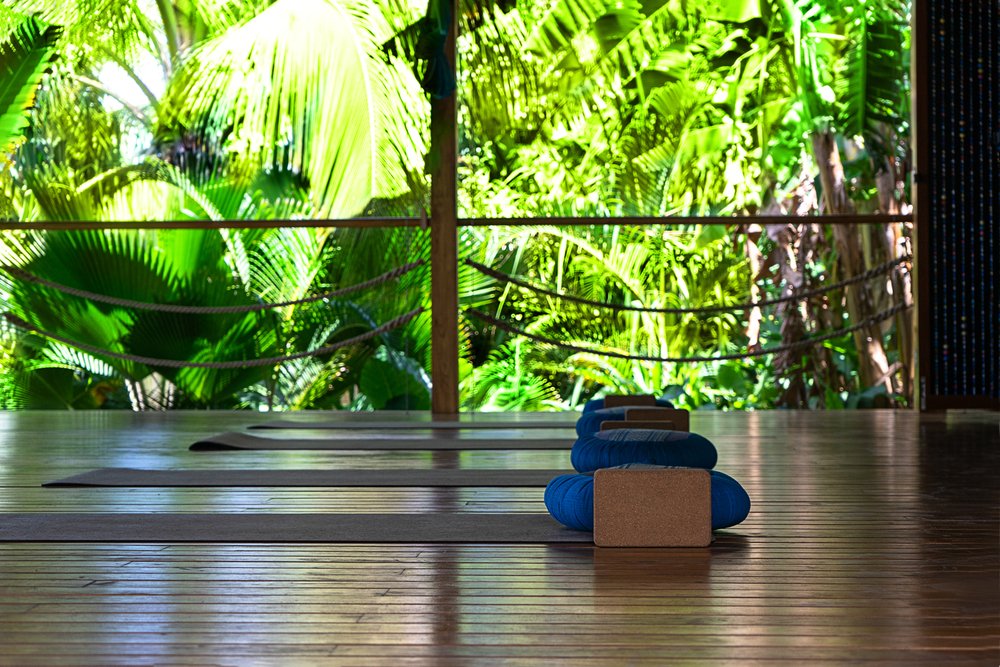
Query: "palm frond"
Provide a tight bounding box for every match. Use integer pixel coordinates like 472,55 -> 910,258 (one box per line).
37,341 -> 117,377
459,0 -> 542,135
522,0 -> 609,55
0,16 -> 57,156
171,311 -> 276,404
0,4 -> 21,42
835,0 -> 909,160
160,0 -> 427,219
180,0 -> 272,37
463,340 -> 561,411
248,227 -> 331,304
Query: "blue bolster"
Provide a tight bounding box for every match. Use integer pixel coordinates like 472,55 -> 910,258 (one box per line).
571,428 -> 718,473
544,466 -> 751,532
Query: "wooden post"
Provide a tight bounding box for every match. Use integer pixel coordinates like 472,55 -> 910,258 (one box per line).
429,4 -> 459,416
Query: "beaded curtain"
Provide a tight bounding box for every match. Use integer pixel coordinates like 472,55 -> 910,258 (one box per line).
927,0 -> 999,402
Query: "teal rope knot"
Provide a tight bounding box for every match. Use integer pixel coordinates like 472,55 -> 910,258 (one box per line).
415,0 -> 455,99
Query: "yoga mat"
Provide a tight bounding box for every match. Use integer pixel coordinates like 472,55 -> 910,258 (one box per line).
44,468 -> 569,488
191,432 -> 573,451
0,513 -> 593,543
251,419 -> 577,431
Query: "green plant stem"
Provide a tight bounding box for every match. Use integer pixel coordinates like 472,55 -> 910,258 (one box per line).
155,0 -> 181,67
99,48 -> 161,113
66,74 -> 151,126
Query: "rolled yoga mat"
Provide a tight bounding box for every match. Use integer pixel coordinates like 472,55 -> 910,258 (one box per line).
191,432 -> 573,451
44,468 -> 571,488
251,419 -> 577,431
0,513 -> 593,543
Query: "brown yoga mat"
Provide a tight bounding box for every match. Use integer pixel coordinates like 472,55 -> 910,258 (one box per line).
44,468 -> 569,488
251,419 -> 577,430
191,431 -> 573,451
0,513 -> 593,543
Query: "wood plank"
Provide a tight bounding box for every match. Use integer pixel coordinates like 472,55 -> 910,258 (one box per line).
0,409 -> 995,665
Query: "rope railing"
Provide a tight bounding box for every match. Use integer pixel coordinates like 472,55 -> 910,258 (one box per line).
465,303 -> 911,363
465,255 -> 911,315
0,260 -> 425,315
3,308 -> 423,370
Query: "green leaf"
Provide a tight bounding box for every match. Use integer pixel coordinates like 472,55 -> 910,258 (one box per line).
0,18 -> 56,155
702,0 -> 760,23
835,1 -> 909,159
3,366 -> 75,409
160,0 -> 427,218
524,0 -> 608,55
694,223 -> 728,247
359,356 -> 430,410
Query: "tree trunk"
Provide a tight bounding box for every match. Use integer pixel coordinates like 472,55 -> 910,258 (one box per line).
810,131 -> 892,392
873,146 -> 914,402
743,226 -> 764,349
766,222 -> 809,407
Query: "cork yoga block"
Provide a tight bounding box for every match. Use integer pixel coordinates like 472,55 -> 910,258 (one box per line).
599,408 -> 690,433
601,395 -> 659,409
593,467 -> 712,547
624,407 -> 690,432
577,405 -> 689,437
544,467 -> 750,545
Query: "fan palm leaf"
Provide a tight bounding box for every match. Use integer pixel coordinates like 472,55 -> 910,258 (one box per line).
0,227 -> 281,403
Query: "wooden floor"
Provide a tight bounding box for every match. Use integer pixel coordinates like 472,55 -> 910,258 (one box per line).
0,410 -> 997,665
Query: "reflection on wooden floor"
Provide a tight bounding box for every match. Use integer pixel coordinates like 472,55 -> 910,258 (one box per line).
0,410 -> 997,664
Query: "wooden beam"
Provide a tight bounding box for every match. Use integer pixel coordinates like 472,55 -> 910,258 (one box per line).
459,214 -> 913,227
0,214 -> 913,233
0,218 -> 423,231
428,3 -> 459,416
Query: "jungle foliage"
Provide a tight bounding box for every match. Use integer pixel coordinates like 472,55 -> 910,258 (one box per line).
0,0 -> 912,411
458,0 -> 914,410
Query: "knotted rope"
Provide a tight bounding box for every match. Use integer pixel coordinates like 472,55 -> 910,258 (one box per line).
466,303 -> 910,363
465,255 -> 910,315
3,308 -> 423,369
0,260 -> 424,314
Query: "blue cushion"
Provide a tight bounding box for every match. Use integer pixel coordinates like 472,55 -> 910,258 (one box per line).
545,465 -> 751,532
571,428 -> 718,473
582,397 -> 674,414
543,472 -> 595,531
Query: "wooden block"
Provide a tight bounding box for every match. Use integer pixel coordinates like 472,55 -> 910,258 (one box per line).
602,395 -> 658,408
593,468 -> 711,547
601,420 -> 675,431
624,407 -> 690,432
